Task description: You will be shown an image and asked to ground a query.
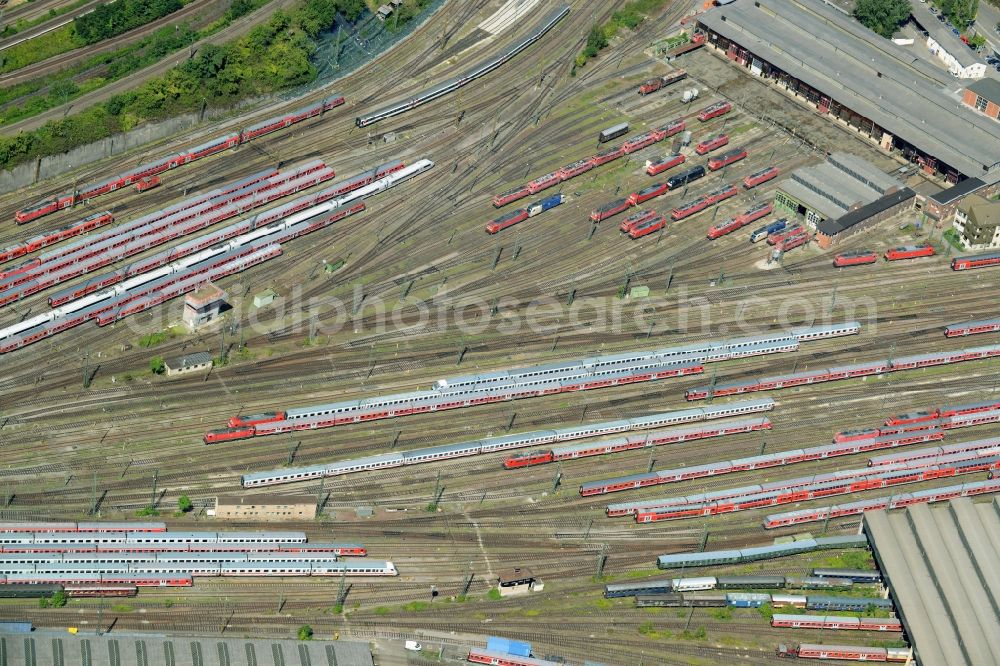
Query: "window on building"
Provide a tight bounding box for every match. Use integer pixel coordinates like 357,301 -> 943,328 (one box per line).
975,95 -> 988,112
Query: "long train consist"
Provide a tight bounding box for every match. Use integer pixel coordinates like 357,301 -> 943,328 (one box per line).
467,649 -> 561,666
951,251 -> 1000,270
771,615 -> 902,632
356,6 -> 569,127
0,521 -> 165,533
594,430 -> 945,502
0,573 -> 194,587
944,317 -> 1000,337
493,117 -> 689,208
685,344 -> 1000,400
633,454 -> 999,522
0,560 -> 396,579
605,575 -> 857,598
241,400 -> 775,488
0,160 -> 433,353
776,644 -> 910,662
1,160 -> 337,307
599,405 -> 1000,507
762,477 -> 1000,528
219,323 -> 858,445
15,95 -> 345,224
656,535 -> 869,569
504,416 -> 770,468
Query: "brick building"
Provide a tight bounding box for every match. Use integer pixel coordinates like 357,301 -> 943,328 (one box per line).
962,78 -> 1000,121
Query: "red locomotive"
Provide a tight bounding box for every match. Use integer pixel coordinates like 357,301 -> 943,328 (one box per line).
743,166 -> 779,189
557,159 -> 593,180
767,224 -> 803,246
638,70 -> 687,95
706,200 -> 772,240
526,171 -> 560,194
620,210 -> 658,233
628,214 -> 667,239
697,101 -> 732,122
486,209 -> 529,234
590,198 -> 631,222
628,182 -> 668,206
708,147 -> 747,171
695,133 -> 729,155
135,175 -> 161,192
646,154 -> 686,176
884,244 -> 935,261
671,197 -> 710,221
492,185 -> 531,208
833,251 -> 878,267
590,146 -> 625,167
776,231 -> 809,252
655,118 -> 686,138
704,184 -> 739,205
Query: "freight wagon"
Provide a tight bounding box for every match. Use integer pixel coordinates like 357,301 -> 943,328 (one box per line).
599,123 -> 629,143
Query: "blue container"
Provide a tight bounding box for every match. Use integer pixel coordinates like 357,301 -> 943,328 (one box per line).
0,622 -> 33,634
486,636 -> 532,657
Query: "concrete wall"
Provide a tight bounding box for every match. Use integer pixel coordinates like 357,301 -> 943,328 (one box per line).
0,112 -> 204,197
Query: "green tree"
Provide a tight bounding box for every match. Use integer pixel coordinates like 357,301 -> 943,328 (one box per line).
150,356 -> 165,374
297,625 -> 313,640
853,0 -> 913,38
177,495 -> 193,513
51,590 -> 67,607
583,23 -> 609,58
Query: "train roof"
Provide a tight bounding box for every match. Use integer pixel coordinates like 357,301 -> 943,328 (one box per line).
945,317 -> 1000,329
324,452 -> 405,472
812,568 -> 881,577
717,575 -> 785,584
580,472 -> 657,491
604,578 -> 673,591
814,535 -> 869,548
657,550 -> 742,567
549,436 -> 631,458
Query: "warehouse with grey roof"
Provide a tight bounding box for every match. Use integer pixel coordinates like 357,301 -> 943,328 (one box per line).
697,0 -> 1000,182
864,497 -> 1000,666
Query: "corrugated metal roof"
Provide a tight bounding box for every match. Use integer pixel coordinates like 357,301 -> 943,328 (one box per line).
698,0 -> 1000,177
864,497 -> 1000,666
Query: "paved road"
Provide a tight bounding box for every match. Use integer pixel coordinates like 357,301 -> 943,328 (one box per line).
2,0 -> 297,134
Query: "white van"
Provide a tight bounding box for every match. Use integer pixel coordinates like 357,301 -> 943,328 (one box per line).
404,641 -> 422,652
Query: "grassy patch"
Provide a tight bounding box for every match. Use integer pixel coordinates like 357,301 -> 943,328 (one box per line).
575,0 -> 674,68
0,25 -> 84,74
0,0 -> 93,38
708,606 -> 732,621
638,620 -> 672,640
487,588 -> 502,601
402,600 -> 430,612
814,550 -> 874,570
373,606 -> 390,616
942,227 -> 965,252
111,603 -> 134,613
